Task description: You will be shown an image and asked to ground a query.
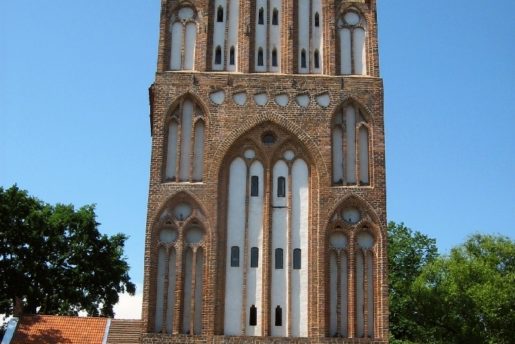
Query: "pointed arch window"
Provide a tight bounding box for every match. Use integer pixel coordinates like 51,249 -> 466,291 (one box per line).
169,7 -> 197,71
217,6 -> 224,22
314,50 -> 320,69
338,10 -> 367,75
258,7 -> 265,25
257,48 -> 264,66
249,305 -> 257,326
229,46 -> 235,65
154,202 -> 206,335
275,248 -> 284,269
272,48 -> 278,67
165,98 -> 205,182
301,49 -> 307,69
275,306 -> 283,326
298,1 -> 323,73
272,8 -> 279,25
215,46 -> 222,65
277,177 -> 286,197
332,103 -> 370,186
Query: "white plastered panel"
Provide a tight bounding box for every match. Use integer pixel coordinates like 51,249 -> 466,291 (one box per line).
193,122 -> 205,181
212,0 -> 226,70
298,0 -> 309,73
166,121 -> 178,179
170,23 -> 183,70
183,248 -> 193,334
339,28 -> 352,75
291,159 -> 309,337
345,107 -> 356,184
246,161 -> 264,336
179,100 -> 193,181
194,249 -> 204,335
227,0 -> 240,71
155,247 -> 166,332
271,160 -> 288,337
184,23 -> 196,70
224,158 -> 247,335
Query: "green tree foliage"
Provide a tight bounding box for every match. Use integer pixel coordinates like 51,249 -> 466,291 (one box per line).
388,222 -> 439,342
0,185 -> 135,317
412,234 -> 515,344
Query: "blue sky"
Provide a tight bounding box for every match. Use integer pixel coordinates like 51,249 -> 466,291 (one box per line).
1,0 -> 514,294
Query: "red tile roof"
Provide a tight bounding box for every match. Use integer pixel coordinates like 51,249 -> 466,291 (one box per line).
11,315 -> 108,344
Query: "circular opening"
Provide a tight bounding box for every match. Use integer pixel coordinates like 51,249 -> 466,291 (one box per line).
357,232 -> 375,249
174,203 -> 192,221
344,11 -> 360,25
159,228 -> 178,244
330,232 -> 348,249
244,149 -> 256,159
283,150 -> 295,161
342,208 -> 361,224
185,226 -> 204,244
261,132 -> 277,145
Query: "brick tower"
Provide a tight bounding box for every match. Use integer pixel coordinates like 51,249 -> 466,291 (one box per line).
142,0 -> 388,343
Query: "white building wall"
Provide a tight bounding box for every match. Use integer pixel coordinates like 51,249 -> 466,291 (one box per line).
271,160 -> 288,337
332,126 -> 344,183
339,28 -> 352,75
367,253 -> 374,337
184,23 -> 196,70
194,249 -> 204,335
193,122 -> 204,181
340,254 -> 348,337
224,158 -> 247,335
155,247 -> 166,332
166,249 -> 177,334
246,161 -> 264,335
227,0 -> 240,71
183,248 -> 193,334
179,100 -> 193,181
291,159 -> 309,337
212,0 -> 227,70
311,0 -> 323,73
170,23 -> 183,70
255,0 -> 267,72
329,252 -> 338,336
359,126 -> 369,184
166,121 -> 178,179
345,107 -> 356,184
269,0 -> 281,72
353,28 -> 366,75
298,0 -> 310,73
356,251 -> 364,337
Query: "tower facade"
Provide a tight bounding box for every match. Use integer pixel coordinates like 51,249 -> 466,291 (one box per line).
142,0 -> 388,343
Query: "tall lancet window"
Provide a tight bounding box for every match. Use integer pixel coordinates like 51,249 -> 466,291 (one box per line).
355,230 -> 376,338
332,103 -> 370,186
165,97 -> 205,183
338,9 -> 367,75
211,0 -> 240,71
298,0 -> 324,74
169,6 -> 197,71
153,200 -> 206,335
223,141 -> 309,338
255,0 -> 282,72
328,203 -> 379,339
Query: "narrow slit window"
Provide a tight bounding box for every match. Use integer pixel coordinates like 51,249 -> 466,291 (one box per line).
301,49 -> 307,69
258,8 -> 264,25
250,247 -> 259,268
272,8 -> 279,25
251,176 -> 259,197
230,246 -> 240,267
314,50 -> 320,69
275,248 -> 283,269
272,48 -> 278,67
217,6 -> 224,22
293,248 -> 302,269
229,46 -> 235,65
249,305 -> 257,326
215,46 -> 222,65
314,12 -> 320,27
258,48 -> 264,66
275,306 -> 283,326
277,177 -> 286,197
